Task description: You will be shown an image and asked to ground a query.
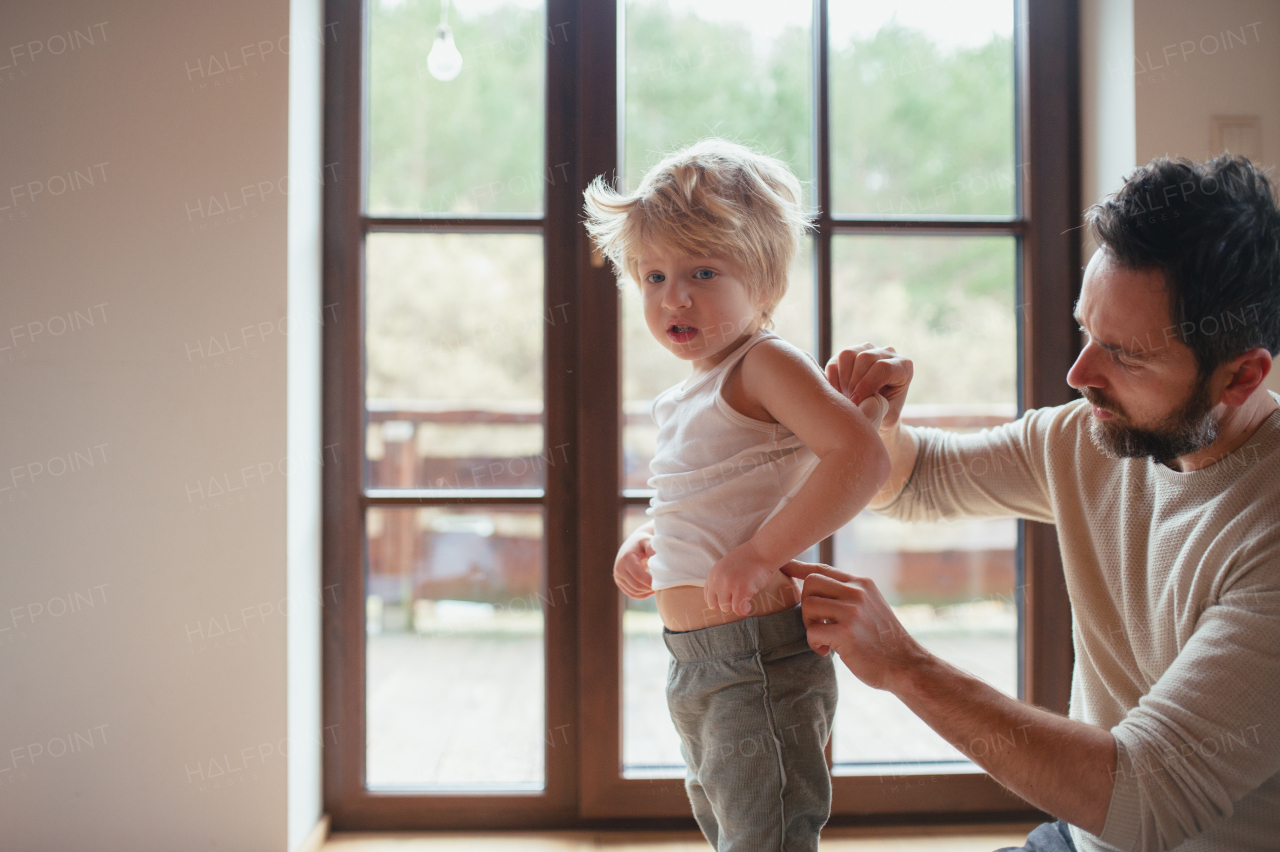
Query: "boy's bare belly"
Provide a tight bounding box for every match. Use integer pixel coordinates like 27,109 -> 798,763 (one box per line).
655,570 -> 801,633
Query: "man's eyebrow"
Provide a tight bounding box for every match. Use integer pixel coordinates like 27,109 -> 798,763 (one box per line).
1074,311 -> 1154,361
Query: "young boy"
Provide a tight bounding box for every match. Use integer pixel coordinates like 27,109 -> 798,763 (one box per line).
584,139 -> 891,850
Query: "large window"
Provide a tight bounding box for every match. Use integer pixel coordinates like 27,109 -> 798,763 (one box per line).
323,0 -> 1080,829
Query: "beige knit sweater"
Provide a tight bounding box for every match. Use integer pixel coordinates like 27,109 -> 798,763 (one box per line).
879,396 -> 1280,852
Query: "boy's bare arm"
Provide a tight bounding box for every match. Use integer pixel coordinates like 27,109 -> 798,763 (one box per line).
703,340 -> 891,615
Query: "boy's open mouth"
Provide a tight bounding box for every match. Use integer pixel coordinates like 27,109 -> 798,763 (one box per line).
667,323 -> 698,343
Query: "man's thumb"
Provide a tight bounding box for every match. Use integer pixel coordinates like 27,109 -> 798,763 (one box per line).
781,560 -> 823,579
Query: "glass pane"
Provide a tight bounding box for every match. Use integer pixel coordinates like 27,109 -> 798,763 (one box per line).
622,507 -> 685,776
831,235 -> 1018,768
623,0 -> 813,204
622,240 -> 814,490
367,0 -> 547,215
365,233 -> 547,490
829,0 -> 1016,216
365,505 -> 545,788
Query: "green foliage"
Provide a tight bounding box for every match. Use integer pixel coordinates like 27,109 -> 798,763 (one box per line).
365,0 -> 1019,407
833,236 -> 1017,406
623,2 -> 812,199
368,0 -> 547,214
830,25 -> 1015,216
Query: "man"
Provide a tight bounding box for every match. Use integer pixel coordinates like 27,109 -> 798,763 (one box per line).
789,154 -> 1280,851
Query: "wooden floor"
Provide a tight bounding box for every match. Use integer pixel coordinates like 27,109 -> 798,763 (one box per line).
324,825 -> 1035,851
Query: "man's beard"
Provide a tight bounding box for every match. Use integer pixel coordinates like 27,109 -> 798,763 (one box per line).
1082,376 -> 1219,466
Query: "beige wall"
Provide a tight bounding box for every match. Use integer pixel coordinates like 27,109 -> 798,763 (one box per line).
1081,0 -> 1136,245
1135,0 -> 1279,170
0,1 -> 323,850
1,4 -> 1275,849
1133,0 -> 1280,393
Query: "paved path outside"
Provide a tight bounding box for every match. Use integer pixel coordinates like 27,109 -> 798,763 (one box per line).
367,614 -> 1015,787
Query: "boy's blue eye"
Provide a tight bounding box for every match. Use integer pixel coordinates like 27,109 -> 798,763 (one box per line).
646,273 -> 665,284
693,269 -> 715,280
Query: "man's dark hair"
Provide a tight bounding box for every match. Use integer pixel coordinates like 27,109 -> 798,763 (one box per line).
1086,154 -> 1280,376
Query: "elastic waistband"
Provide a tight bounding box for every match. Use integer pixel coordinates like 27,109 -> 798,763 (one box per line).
662,605 -> 807,662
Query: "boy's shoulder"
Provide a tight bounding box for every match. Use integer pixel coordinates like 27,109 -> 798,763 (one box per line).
729,334 -> 826,419
740,333 -> 822,376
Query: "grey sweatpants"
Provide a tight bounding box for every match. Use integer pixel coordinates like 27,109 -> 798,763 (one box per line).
664,605 -> 838,852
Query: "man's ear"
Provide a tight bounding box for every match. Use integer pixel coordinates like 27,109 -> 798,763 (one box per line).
1219,348 -> 1273,406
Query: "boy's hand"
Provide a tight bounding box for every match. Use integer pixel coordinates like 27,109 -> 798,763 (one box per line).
704,545 -> 778,616
614,526 -> 655,599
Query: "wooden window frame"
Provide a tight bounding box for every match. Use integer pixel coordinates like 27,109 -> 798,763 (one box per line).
323,0 -> 1079,830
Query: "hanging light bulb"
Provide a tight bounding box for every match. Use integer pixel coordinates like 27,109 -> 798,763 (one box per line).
426,0 -> 462,82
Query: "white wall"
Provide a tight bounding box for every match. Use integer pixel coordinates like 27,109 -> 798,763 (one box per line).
0,1 -> 324,849
1080,0 -> 1136,255
1132,0 -> 1280,392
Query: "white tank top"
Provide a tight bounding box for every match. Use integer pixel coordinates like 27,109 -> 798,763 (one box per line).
646,329 -> 820,590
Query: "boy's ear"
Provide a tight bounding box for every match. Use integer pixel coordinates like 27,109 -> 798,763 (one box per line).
750,286 -> 770,314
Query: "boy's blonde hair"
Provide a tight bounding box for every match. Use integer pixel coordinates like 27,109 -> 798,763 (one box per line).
583,139 -> 813,325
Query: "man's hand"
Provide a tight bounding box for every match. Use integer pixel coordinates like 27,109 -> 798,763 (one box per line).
782,560 -> 1116,835
705,544 -> 778,616
826,344 -> 919,507
825,344 -> 913,432
614,523 -> 655,599
782,560 -> 925,690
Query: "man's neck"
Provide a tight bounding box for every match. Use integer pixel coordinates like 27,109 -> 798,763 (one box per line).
1172,389 -> 1279,472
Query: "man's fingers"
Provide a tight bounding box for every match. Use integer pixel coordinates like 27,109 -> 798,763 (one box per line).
858,394 -> 888,431
849,358 -> 905,406
845,349 -> 889,403
826,345 -> 874,396
800,595 -> 853,626
826,360 -> 843,396
802,572 -> 867,602
780,559 -> 816,579
803,623 -> 843,656
781,560 -> 855,583
784,561 -> 858,585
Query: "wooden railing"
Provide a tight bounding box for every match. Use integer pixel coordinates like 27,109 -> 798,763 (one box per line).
366,399 -> 1017,430
363,400 -> 1020,617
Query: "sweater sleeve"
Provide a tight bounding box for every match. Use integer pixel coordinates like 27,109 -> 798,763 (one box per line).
876,405 -> 1065,525
1099,551 -> 1280,852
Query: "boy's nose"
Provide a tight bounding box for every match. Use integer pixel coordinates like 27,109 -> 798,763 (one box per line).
661,282 -> 692,309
